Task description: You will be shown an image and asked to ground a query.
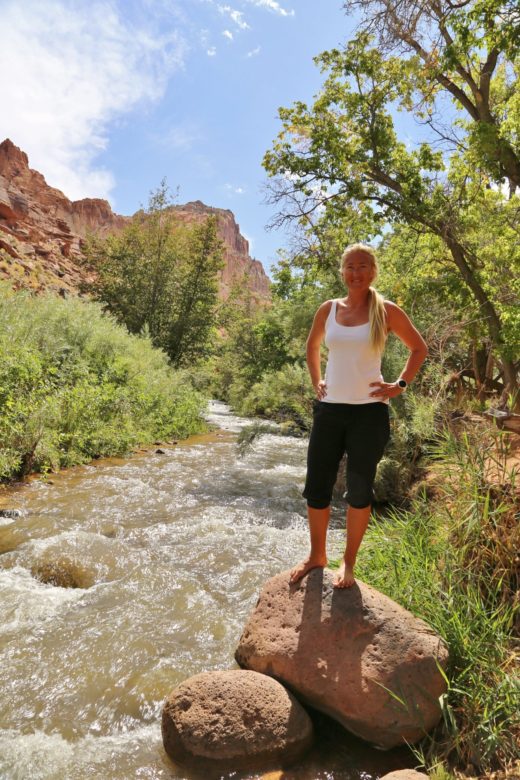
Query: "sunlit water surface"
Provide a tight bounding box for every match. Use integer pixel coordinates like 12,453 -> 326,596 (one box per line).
0,402 -> 412,780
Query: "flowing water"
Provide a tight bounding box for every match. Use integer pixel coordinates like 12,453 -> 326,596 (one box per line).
0,402 -> 412,780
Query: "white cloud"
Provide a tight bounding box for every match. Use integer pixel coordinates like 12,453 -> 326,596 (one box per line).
0,0 -> 185,201
224,183 -> 246,195
151,122 -> 205,151
218,5 -> 251,30
207,46 -> 217,56
247,0 -> 294,16
223,29 -> 234,40
246,46 -> 261,57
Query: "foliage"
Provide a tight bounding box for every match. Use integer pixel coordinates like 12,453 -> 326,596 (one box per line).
83,181 -> 223,367
350,424 -> 519,774
232,363 -> 315,429
263,4 -> 520,393
0,285 -> 207,481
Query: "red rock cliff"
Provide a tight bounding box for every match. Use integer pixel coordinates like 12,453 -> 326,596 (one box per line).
0,139 -> 270,301
170,200 -> 270,301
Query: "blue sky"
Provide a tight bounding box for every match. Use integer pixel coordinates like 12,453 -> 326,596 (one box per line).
0,0 -> 360,274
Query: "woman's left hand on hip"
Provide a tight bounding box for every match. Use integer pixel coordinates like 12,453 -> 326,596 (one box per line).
369,381 -> 403,400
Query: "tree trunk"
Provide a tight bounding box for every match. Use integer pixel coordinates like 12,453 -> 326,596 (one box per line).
442,233 -> 518,395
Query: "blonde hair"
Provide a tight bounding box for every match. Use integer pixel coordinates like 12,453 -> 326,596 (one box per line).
340,243 -> 387,353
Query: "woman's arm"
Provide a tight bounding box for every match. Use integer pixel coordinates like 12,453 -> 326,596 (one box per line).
306,301 -> 332,399
369,301 -> 428,400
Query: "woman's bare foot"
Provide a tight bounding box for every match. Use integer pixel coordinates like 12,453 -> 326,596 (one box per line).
289,556 -> 327,584
333,560 -> 355,588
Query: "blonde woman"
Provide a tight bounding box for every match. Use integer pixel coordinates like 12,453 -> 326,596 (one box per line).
290,244 -> 428,588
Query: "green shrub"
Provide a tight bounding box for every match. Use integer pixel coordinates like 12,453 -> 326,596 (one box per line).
231,363 -> 314,429
0,285 -> 207,480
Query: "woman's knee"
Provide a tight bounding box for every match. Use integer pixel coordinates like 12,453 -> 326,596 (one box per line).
303,494 -> 332,510
345,468 -> 375,508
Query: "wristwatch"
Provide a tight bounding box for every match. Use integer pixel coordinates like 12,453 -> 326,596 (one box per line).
397,378 -> 408,391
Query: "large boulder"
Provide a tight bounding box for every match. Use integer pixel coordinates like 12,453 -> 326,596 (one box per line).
161,669 -> 313,773
235,569 -> 448,749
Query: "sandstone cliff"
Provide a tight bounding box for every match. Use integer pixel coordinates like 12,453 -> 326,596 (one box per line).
170,200 -> 269,300
0,139 -> 270,300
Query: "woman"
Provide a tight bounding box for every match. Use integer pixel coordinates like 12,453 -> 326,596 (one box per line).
290,243 -> 428,589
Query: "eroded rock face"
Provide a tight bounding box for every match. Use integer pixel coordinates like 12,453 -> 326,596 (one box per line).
170,200 -> 270,301
235,569 -> 449,749
0,139 -> 270,301
161,669 -> 313,773
0,139 -> 127,295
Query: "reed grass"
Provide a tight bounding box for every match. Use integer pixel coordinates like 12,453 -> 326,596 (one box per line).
353,424 -> 519,776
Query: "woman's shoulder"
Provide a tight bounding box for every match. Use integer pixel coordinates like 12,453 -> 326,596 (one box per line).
315,299 -> 335,316
383,299 -> 400,315
383,300 -> 411,330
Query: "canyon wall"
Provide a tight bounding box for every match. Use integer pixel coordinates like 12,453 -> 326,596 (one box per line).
0,139 -> 270,300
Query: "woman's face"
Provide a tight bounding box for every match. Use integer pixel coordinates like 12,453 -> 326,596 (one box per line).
341,251 -> 376,291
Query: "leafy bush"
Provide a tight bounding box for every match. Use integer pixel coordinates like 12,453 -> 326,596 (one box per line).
0,285 -> 207,480
83,183 -> 223,367
231,363 -> 314,429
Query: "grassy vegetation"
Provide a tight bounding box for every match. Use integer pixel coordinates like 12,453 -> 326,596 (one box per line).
0,284 -> 208,481
346,424 -> 519,777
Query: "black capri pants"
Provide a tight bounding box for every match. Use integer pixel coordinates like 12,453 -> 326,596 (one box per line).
303,401 -> 390,510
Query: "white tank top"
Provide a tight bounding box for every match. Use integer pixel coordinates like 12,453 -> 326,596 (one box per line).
323,299 -> 386,405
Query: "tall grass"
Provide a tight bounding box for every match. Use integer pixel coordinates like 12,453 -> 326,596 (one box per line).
0,285 -> 207,480
354,424 -> 519,775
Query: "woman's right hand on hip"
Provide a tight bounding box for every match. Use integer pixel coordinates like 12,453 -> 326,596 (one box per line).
314,380 -> 327,400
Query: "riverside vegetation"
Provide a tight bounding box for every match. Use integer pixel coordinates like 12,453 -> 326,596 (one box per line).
1,2 -> 518,777
0,283 -> 207,482
0,183 -> 224,482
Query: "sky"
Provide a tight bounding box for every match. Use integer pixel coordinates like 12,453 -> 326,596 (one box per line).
0,0 -> 360,275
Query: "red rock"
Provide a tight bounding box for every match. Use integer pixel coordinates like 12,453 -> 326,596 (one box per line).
0,138 -> 270,301
235,568 -> 449,749
162,669 -> 313,773
171,200 -> 271,301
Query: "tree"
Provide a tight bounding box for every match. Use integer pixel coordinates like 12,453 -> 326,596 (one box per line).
83,182 -> 223,367
345,0 -> 520,193
263,7 -> 519,395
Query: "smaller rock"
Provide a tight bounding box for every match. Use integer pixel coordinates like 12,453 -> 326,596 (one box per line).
379,771 -> 429,780
162,669 -> 313,773
155,448 -> 166,455
31,558 -> 93,589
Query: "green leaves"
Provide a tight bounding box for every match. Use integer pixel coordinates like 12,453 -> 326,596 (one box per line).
0,285 -> 207,480
84,184 -> 223,368
264,8 -> 519,393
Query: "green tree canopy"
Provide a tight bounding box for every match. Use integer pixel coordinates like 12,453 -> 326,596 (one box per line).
84,182 -> 224,368
263,1 -> 519,395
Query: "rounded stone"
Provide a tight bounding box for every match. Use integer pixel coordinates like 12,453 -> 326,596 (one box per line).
161,669 -> 313,773
380,772 -> 429,780
235,568 -> 449,749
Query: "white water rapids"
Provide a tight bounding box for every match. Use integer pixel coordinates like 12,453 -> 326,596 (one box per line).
0,402 -> 411,779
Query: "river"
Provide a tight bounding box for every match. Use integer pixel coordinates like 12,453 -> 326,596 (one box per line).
0,401 -> 412,779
